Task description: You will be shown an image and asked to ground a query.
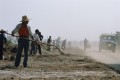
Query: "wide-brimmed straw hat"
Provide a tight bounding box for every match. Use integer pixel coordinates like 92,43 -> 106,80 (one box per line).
20,15 -> 30,22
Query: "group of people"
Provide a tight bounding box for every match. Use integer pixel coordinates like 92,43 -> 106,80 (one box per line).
46,36 -> 67,51
0,15 -> 68,68
52,37 -> 67,50
0,15 -> 43,68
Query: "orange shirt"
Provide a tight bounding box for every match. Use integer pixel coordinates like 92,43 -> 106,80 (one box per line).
18,25 -> 29,37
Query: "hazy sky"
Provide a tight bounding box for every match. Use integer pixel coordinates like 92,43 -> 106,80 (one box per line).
0,0 -> 120,41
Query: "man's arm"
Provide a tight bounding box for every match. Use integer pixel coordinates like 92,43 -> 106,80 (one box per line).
12,24 -> 21,36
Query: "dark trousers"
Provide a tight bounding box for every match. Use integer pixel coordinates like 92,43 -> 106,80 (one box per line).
37,44 -> 41,55
0,46 -> 3,60
15,38 -> 29,67
30,42 -> 36,55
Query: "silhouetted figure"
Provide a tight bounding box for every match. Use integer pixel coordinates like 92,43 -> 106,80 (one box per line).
56,37 -> 61,48
47,36 -> 52,51
84,38 -> 88,51
52,40 -> 56,50
0,29 -> 7,60
61,39 -> 67,50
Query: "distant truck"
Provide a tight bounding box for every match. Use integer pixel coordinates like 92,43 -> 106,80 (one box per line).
99,33 -> 116,52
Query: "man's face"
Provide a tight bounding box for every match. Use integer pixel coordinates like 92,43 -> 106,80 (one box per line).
23,21 -> 29,25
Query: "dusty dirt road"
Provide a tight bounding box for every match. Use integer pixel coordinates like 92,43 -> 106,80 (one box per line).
0,48 -> 120,80
85,48 -> 120,73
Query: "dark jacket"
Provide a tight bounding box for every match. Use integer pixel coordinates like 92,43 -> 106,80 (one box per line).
38,32 -> 43,41
47,37 -> 52,44
0,33 -> 7,47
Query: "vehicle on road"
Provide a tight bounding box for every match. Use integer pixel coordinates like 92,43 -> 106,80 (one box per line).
99,33 -> 116,52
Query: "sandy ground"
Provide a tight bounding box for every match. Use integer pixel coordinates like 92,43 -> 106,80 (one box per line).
84,45 -> 120,74
0,48 -> 120,80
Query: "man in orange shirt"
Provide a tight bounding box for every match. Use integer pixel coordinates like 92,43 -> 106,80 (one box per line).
12,15 -> 34,67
